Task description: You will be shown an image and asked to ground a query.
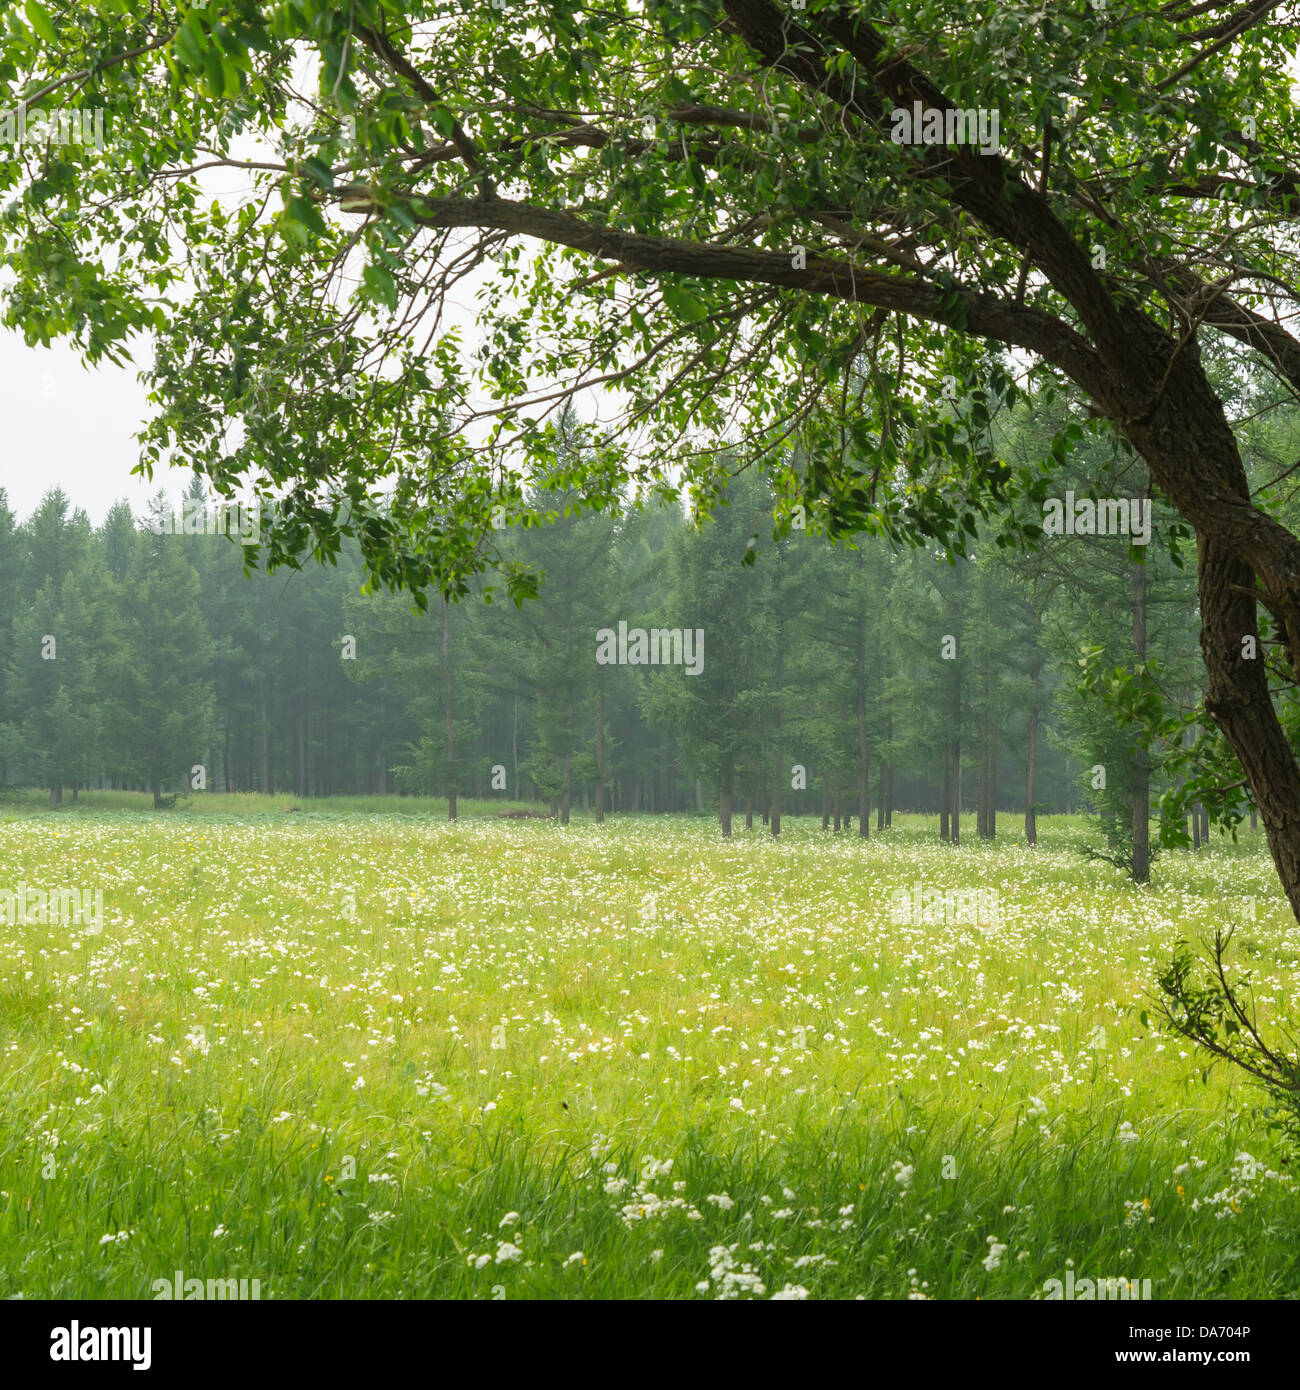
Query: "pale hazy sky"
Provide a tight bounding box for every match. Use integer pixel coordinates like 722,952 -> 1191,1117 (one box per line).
0,330 -> 166,525
0,233 -> 598,529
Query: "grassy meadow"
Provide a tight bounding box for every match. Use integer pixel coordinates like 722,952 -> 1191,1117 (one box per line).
1,795 -> 1298,1300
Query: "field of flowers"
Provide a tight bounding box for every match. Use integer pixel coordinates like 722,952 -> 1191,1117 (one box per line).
1,798 -> 1298,1300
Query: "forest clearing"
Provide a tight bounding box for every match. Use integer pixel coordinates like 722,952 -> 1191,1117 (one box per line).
2,801 -> 1295,1300
10,0 -> 1300,1348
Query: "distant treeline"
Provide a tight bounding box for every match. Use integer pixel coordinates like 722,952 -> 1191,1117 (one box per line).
0,419 -> 1208,844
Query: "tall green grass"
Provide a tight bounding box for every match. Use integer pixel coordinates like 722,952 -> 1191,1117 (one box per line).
0,810 -> 1295,1298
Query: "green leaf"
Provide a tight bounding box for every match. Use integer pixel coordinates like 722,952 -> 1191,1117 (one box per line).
286,195 -> 327,239
220,56 -> 242,97
662,282 -> 708,323
429,107 -> 457,139
175,12 -> 207,70
362,263 -> 397,311
203,47 -> 225,99
25,0 -> 57,44
301,156 -> 334,191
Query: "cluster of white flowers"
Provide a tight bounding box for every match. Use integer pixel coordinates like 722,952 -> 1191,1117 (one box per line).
892,1160 -> 914,1190
1116,1121 -> 1140,1143
982,1236 -> 1007,1271
608,1156 -> 703,1228
1123,1198 -> 1154,1228
695,1244 -> 767,1300
906,1267 -> 930,1299
618,1187 -> 702,1227
412,1073 -> 449,1100
464,1210 -> 528,1270
1191,1151 -> 1290,1218
468,1238 -> 523,1269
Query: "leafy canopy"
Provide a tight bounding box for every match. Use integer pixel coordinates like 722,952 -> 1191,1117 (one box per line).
3,2 -> 1299,602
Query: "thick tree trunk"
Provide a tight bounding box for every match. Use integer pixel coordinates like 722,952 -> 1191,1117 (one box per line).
1115,326 -> 1300,920
939,769 -> 950,841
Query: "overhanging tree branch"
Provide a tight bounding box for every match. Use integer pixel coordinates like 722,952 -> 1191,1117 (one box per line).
396,190 -> 1108,388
